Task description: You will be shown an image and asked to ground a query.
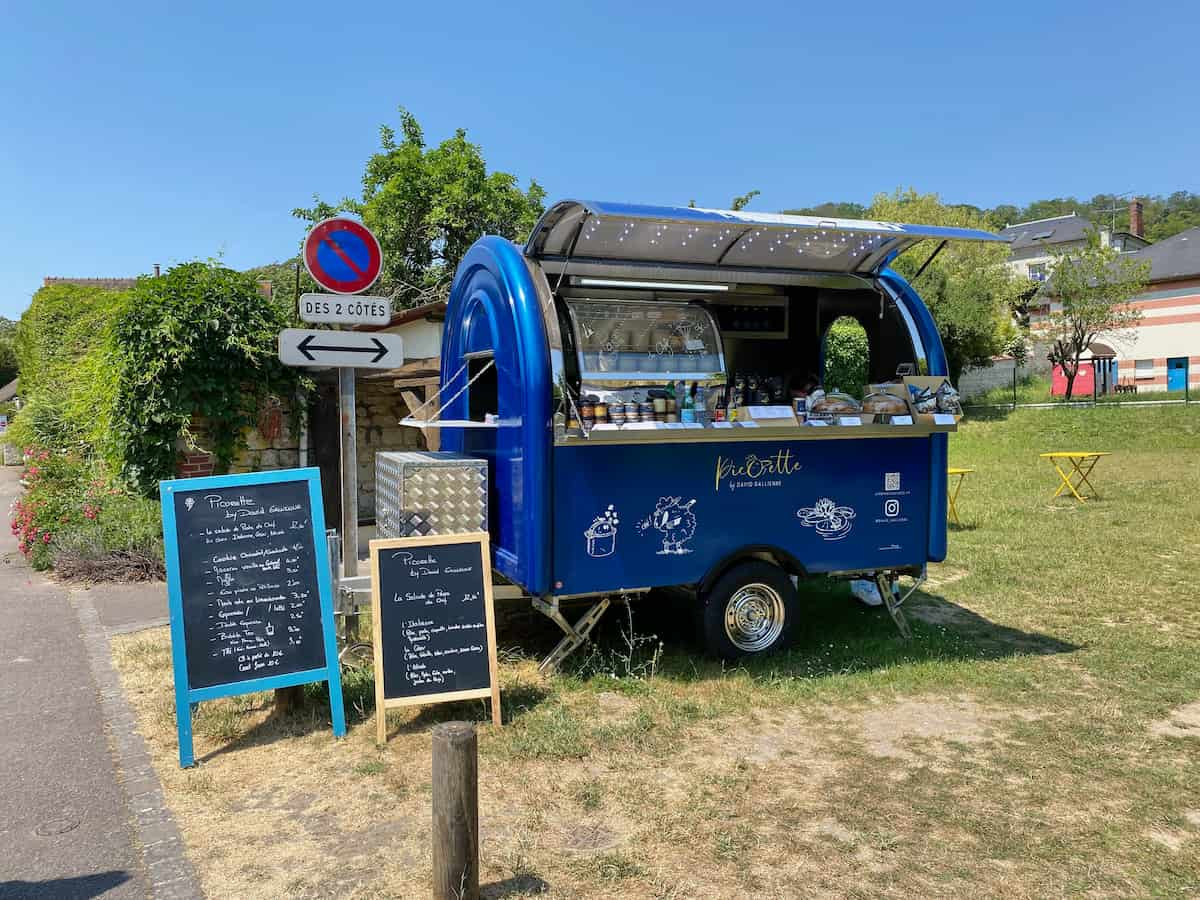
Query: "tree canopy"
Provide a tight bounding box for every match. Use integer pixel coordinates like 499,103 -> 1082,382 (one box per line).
864,189 -> 1024,384
292,108 -> 545,311
789,191 -> 1200,242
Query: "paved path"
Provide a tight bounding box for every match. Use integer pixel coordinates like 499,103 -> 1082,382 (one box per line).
0,466 -> 198,899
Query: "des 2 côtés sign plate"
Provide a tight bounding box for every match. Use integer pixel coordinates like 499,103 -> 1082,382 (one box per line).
299,293 -> 392,326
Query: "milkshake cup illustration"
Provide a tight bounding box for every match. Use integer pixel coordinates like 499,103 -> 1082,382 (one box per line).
585,506 -> 619,557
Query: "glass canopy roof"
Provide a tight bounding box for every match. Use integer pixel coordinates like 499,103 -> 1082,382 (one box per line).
525,200 -> 1008,277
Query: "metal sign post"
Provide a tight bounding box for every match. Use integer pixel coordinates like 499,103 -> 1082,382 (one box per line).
339,365 -> 359,635
278,218 -> 394,640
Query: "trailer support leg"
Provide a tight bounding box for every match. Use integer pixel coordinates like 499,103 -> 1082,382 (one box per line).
534,596 -> 611,672
875,573 -> 912,640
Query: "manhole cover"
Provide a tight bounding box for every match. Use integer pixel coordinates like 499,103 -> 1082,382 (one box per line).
36,817 -> 80,836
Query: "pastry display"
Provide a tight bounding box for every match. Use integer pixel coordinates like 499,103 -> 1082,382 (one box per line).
808,391 -> 862,422
862,391 -> 908,422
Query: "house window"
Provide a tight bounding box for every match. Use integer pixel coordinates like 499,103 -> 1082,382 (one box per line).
1134,359 -> 1155,380
1027,263 -> 1048,282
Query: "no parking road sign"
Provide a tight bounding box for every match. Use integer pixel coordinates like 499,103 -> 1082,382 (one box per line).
304,217 -> 383,294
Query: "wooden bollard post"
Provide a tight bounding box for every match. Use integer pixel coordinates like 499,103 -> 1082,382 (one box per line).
432,722 -> 479,900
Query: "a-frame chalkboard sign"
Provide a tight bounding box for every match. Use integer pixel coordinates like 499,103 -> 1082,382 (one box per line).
160,468 -> 346,767
370,533 -> 501,745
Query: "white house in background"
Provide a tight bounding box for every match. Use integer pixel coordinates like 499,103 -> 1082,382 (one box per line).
1023,223 -> 1200,394
1108,227 -> 1200,392
999,200 -> 1150,284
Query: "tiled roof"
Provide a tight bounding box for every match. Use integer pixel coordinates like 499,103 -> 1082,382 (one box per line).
1125,226 -> 1200,283
999,213 -> 1092,251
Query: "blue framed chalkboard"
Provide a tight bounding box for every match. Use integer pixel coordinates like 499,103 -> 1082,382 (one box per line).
160,467 -> 346,767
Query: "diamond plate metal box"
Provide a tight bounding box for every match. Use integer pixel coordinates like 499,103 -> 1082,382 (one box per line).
375,451 -> 488,539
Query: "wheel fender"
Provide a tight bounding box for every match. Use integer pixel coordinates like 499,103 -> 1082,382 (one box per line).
698,545 -> 807,596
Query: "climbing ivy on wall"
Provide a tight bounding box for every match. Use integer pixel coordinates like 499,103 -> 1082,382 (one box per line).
110,262 -> 303,491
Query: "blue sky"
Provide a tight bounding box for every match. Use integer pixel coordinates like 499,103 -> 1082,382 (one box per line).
1,0 -> 1196,318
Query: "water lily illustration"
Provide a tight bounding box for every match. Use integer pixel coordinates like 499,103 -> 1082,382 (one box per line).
797,497 -> 856,541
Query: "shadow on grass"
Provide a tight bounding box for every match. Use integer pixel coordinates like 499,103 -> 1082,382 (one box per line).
573,580 -> 1079,687
195,580 -> 1079,761
482,874 -> 552,898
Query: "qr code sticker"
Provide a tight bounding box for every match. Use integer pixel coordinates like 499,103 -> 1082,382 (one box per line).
884,472 -> 900,492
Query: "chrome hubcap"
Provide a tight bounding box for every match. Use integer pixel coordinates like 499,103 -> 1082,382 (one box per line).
724,583 -> 785,652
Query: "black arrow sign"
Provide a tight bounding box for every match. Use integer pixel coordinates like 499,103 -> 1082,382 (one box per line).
297,334 -> 390,364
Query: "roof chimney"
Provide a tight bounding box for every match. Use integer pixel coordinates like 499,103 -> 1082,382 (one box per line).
153,263 -> 161,277
1129,199 -> 1144,239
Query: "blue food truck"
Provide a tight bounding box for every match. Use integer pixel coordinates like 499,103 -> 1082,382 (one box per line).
428,200 -> 1004,662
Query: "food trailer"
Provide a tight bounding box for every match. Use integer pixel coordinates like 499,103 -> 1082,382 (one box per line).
412,200 -> 1005,664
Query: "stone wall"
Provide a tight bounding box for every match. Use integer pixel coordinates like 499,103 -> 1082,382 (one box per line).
177,401 -> 302,479
355,379 -> 425,520
177,382 -> 426,522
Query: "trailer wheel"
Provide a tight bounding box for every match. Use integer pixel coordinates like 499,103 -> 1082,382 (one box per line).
700,561 -> 799,660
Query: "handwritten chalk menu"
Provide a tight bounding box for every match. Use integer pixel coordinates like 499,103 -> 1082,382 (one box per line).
173,479 -> 325,687
160,468 -> 345,768
370,533 -> 501,744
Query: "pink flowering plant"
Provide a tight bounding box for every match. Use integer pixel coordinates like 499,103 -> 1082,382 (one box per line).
10,447 -> 122,569
10,444 -> 163,576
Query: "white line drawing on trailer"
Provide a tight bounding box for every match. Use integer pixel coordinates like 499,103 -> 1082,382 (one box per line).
797,497 -> 856,541
584,505 -> 620,558
639,497 -> 698,555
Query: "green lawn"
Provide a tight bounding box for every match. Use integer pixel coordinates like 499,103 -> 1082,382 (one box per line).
972,374 -> 1192,406
114,405 -> 1200,899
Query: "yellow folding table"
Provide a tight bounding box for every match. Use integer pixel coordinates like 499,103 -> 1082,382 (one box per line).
946,467 -> 974,526
1039,452 -> 1110,502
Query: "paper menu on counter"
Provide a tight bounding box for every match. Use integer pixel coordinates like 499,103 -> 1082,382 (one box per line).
746,405 -> 795,419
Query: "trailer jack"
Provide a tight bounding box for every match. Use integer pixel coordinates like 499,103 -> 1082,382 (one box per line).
534,595 -> 612,672
874,572 -> 925,640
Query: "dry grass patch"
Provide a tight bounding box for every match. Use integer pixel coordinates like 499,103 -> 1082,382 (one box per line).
107,407 -> 1200,897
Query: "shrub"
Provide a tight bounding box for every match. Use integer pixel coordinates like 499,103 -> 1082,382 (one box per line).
823,316 -> 869,398
10,448 -> 94,569
9,448 -> 163,577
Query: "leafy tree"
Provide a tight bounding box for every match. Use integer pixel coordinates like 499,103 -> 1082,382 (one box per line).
783,201 -> 868,219
730,190 -> 760,211
1040,231 -> 1150,399
293,108 -> 545,310
867,189 -> 1023,384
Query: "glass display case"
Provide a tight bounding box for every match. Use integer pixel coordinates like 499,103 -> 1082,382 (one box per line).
564,299 -> 726,384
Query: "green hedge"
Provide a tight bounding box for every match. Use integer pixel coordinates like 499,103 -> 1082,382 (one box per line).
10,262 -> 303,493
823,317 -> 869,398
8,262 -> 304,575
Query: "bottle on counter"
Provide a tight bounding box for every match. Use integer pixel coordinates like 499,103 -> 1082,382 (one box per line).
681,383 -> 696,423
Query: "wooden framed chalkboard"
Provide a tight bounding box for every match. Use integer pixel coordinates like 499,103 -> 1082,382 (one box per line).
370,533 -> 501,744
160,468 -> 346,767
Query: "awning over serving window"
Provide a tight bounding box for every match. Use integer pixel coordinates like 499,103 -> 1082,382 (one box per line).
525,200 -> 1008,278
